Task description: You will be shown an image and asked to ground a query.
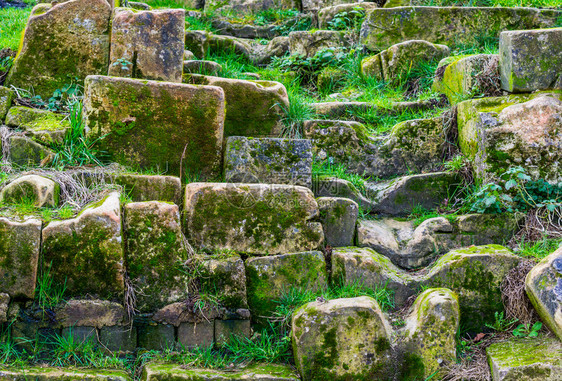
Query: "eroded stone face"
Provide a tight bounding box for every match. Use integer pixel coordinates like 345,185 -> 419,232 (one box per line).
0,86 -> 14,122
0,218 -> 41,299
83,75 -> 225,177
292,296 -> 393,380
5,0 -> 112,99
183,183 -> 324,255
288,30 -> 349,58
6,107 -> 69,145
525,247 -> 562,341
42,192 -> 124,298
109,8 -> 185,82
55,299 -> 126,329
317,197 -> 358,247
142,363 -> 300,381
0,175 -> 59,208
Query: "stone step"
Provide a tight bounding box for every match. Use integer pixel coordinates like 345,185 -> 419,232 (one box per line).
141,363 -> 300,381
0,368 -> 131,380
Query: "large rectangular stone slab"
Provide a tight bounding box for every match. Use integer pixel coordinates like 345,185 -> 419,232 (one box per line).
360,7 -> 562,52
83,75 -> 225,177
0,368 -> 131,380
142,363 -> 299,380
183,183 -> 324,255
499,28 -> 562,93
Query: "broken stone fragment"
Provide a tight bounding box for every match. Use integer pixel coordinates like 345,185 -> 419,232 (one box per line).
0,174 -> 59,208
317,197 -> 358,247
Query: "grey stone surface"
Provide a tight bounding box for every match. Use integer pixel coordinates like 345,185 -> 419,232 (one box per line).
318,197 -> 358,247
178,321 -> 214,349
137,324 -> 175,350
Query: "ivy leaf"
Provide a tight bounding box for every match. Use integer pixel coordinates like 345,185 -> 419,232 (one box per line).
505,179 -> 517,190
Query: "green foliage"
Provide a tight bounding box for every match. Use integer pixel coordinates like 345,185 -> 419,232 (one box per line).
327,7 -> 366,31
0,7 -> 31,51
49,332 -> 122,368
278,83 -> 315,138
312,157 -> 368,192
515,236 -> 562,260
513,322 -> 542,338
485,312 -> 518,332
186,13 -> 216,32
35,264 -> 66,311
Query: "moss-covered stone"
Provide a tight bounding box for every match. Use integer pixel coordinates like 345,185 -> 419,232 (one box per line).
0,86 -> 14,122
197,253 -> 248,310
183,74 -> 288,138
5,0 -> 111,100
525,247 -> 562,341
0,367 -> 131,380
41,192 -> 124,299
317,197 -> 358,247
5,106 -> 69,145
288,30 -> 349,58
141,363 -> 299,380
54,299 -> 126,329
183,60 -> 223,76
292,296 -> 393,381
83,75 -> 225,177
224,136 -> 313,187
487,336 -> 562,381
184,183 -> 324,255
0,293 -> 8,324
312,176 -> 374,212
113,174 -> 182,206
318,3 -> 378,29
245,251 -> 327,318
124,201 -> 191,312
360,7 -> 562,52
8,135 -> 54,167
108,8 -> 185,82
499,28 -> 562,93
0,175 -> 59,208
0,218 -> 41,299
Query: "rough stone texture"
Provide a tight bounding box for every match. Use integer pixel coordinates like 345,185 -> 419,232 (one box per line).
251,36 -> 291,65
124,201 -> 191,312
8,135 -> 54,167
211,19 -> 278,40
83,75 -> 225,178
288,30 -> 350,58
152,301 -> 223,327
185,30 -> 208,59
113,174 -> 182,206
137,324 -> 175,350
184,183 -> 324,255
0,218 -> 41,299
302,0 -> 359,12
362,40 -> 450,81
197,253 -> 248,311
205,0 -> 298,13
141,363 -> 300,381
61,326 -> 96,344
184,74 -> 288,138
245,251 -> 327,318
177,321 -> 214,349
108,8 -> 185,83
99,326 -> 137,353
313,177 -> 373,212
499,28 -> 562,93
0,368 -> 132,380
311,99 -> 434,119
42,192 -> 124,298
357,213 -> 521,269
486,336 -> 562,381
305,118 -> 447,179
525,246 -> 562,341
317,197 -> 358,247
366,172 -> 462,216
433,54 -> 501,104
0,86 -> 14,122
0,175 -> 59,208
224,136 -> 313,187
183,60 -> 223,75
457,92 -> 562,182
5,0 -> 111,99
5,106 -> 69,145
215,319 -> 251,344
292,296 -> 393,380
318,3 -> 378,29
0,294 -> 9,324
360,7 -> 562,52
402,288 -> 460,380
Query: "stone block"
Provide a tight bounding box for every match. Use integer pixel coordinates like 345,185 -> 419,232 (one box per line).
214,319 -> 251,345
0,175 -> 59,207
99,326 -> 137,353
317,197 -> 358,247
137,324 -> 175,350
177,321 -> 214,349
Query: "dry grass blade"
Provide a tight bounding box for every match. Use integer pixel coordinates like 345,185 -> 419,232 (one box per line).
501,259 -> 539,325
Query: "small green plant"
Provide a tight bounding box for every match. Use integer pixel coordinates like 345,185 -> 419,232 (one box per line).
512,322 -> 542,338
327,7 -> 366,31
485,312 -> 518,332
312,157 -> 368,193
278,84 -> 315,138
57,205 -> 75,219
515,236 -> 562,260
35,264 -> 66,311
47,83 -> 81,112
112,58 -> 133,72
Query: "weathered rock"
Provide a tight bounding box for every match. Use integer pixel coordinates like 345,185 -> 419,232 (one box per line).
141,363 -> 300,381
184,30 -> 208,59
0,86 -> 13,122
245,251 -> 327,318
211,19 -> 279,40
525,247 -> 562,341
184,50 -> 195,60
302,0 -> 360,12
99,326 -> 137,353
0,368 -> 132,380
42,192 -> 124,298
108,8 -> 185,83
433,54 -> 501,104
124,201 -> 191,312
177,321 -> 214,349
197,253 -> 248,311
0,218 -> 41,299
288,30 -> 350,58
152,301 -> 223,327
317,197 -> 358,247
205,0 -> 298,13
83,75 -> 225,177
457,92 -> 562,182
366,172 -> 462,216
184,183 -> 324,255
313,176 -> 374,212
362,40 -> 450,81
137,324 -> 175,350
311,99 -> 434,119
318,3 -> 378,29
292,296 -> 393,380
5,106 -> 69,145
113,174 -> 182,206
402,288 -> 459,379
224,136 -> 313,187
208,34 -> 252,58
183,60 -> 222,75
360,7 -> 562,52
486,336 -> 562,381
0,294 -> 8,324
215,319 -> 251,344
251,36 -> 291,65
499,28 -> 562,93
357,213 -> 521,269
55,299 -> 126,329
5,0 -> 111,99
183,74 -> 288,138
0,175 -> 59,207
8,135 -> 54,167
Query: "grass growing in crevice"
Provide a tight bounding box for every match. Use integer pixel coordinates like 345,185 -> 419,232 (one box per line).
312,158 -> 369,192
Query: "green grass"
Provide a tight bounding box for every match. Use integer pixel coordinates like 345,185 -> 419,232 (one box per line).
143,0 -> 193,8
0,7 -> 31,51
514,236 -> 562,260
312,158 -> 369,192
